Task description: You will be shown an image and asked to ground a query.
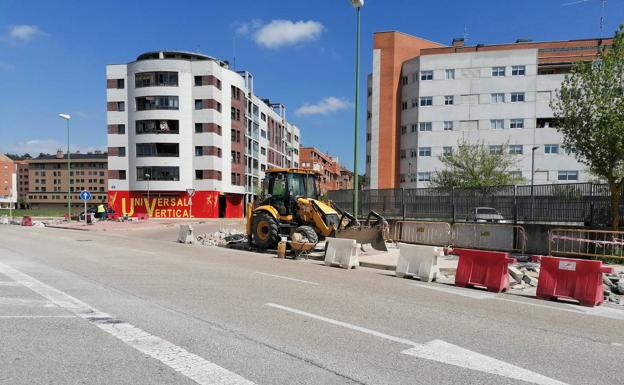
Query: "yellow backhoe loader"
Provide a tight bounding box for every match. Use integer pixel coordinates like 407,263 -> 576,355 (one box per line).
246,168 -> 388,251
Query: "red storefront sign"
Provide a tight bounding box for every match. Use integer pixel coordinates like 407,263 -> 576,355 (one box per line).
107,190 -> 233,218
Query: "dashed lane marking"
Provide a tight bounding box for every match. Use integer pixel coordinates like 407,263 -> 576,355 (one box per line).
0,297 -> 56,307
409,282 -> 497,300
267,302 -> 568,385
0,261 -> 256,385
255,272 -> 320,286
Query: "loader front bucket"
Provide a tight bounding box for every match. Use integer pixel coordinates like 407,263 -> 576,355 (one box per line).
333,210 -> 388,251
334,226 -> 388,251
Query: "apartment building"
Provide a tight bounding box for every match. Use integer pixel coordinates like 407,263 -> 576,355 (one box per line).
0,154 -> 17,209
366,31 -> 612,189
26,151 -> 108,209
299,146 -> 344,192
106,51 -> 300,218
16,161 -> 29,208
337,169 -> 354,190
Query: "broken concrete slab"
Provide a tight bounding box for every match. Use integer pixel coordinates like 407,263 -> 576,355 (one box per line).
508,266 -> 524,283
522,275 -> 538,287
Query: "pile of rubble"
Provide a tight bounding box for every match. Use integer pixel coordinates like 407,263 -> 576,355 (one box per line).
197,228 -> 246,246
508,261 -> 540,291
603,272 -> 624,305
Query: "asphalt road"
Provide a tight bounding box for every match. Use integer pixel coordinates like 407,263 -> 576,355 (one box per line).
0,224 -> 622,385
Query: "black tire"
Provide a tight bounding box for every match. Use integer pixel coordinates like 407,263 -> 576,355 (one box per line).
252,212 -> 280,249
294,225 -> 318,244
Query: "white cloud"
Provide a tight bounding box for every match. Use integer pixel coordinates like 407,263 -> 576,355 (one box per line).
1,139 -> 104,156
8,25 -> 43,42
234,19 -> 262,36
252,20 -> 325,48
295,97 -> 352,116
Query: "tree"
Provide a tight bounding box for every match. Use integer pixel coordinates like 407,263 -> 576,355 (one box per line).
431,139 -> 524,190
551,25 -> 624,228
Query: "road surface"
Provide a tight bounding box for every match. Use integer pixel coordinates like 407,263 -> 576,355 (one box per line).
0,225 -> 622,385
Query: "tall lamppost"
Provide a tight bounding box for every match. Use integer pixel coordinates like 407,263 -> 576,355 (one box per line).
531,146 -> 539,221
59,114 -> 71,221
349,0 -> 363,218
145,173 -> 151,218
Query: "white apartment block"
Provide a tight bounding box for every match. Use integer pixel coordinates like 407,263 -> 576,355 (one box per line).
366,32 -> 611,190
106,51 -> 299,218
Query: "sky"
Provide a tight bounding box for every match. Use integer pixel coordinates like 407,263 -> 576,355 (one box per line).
0,0 -> 623,174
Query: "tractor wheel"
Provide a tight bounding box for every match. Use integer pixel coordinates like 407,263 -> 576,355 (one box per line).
294,225 -> 319,244
252,212 -> 280,249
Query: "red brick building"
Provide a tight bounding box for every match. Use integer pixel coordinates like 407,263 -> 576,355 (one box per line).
299,146 -> 350,193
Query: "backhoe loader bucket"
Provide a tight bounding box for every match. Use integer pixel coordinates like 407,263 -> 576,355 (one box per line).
333,210 -> 388,251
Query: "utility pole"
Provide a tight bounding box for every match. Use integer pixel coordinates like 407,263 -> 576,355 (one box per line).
59,114 -> 71,221
350,0 -> 364,217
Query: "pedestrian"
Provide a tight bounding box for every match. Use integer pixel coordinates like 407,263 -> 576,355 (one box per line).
97,203 -> 105,220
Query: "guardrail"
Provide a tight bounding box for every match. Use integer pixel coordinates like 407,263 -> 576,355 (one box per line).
549,228 -> 624,261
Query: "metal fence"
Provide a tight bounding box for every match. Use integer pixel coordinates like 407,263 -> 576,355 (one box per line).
549,228 -> 624,261
328,182 -> 615,225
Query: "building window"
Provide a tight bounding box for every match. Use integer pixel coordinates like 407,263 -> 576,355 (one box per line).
445,69 -> 455,79
118,147 -> 126,157
136,166 -> 179,181
444,95 -> 454,105
491,93 -> 505,103
410,124 -> 417,133
418,147 -> 431,157
511,92 -> 525,102
261,147 -> 266,155
420,70 -> 433,81
490,119 -> 504,129
401,101 -> 408,110
116,79 -> 125,89
410,98 -> 418,108
443,146 -> 453,155
136,96 -> 179,110
195,146 -> 203,156
489,145 -> 503,154
558,170 -> 578,181
444,121 -> 453,131
410,149 -> 417,158
194,76 -> 202,86
195,99 -> 203,110
510,118 -> 524,129
135,71 -> 178,87
419,122 -> 432,132
195,123 -> 203,133
417,172 -> 431,182
509,145 -> 523,154
117,102 -> 125,111
118,124 -> 125,134
401,76 -> 408,85
400,150 -> 406,159
136,120 -> 179,134
512,65 -> 526,76
401,125 -> 407,134
492,66 -> 506,77
136,143 -> 179,157
420,97 -> 433,106
545,144 -> 559,154
231,107 -> 241,121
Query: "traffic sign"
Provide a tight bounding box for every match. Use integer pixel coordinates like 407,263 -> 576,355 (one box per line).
186,188 -> 195,197
80,190 -> 91,201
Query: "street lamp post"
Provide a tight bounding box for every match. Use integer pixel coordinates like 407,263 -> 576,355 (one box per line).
59,114 -> 71,222
145,173 -> 150,218
531,146 -> 539,221
349,0 -> 364,218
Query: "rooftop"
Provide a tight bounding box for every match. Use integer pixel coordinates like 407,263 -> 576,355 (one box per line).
31,152 -> 108,161
135,51 -> 230,68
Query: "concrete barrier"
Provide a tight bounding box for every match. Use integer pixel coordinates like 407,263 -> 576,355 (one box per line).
394,221 -> 451,246
396,243 -> 443,282
452,223 -> 526,253
324,238 -> 359,269
177,224 -> 195,244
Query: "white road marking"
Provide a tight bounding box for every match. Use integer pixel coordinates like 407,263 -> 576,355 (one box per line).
612,342 -> 623,347
0,281 -> 20,286
0,315 -> 75,319
267,302 -> 567,385
0,261 -> 255,385
412,282 -> 624,321
255,272 -> 319,286
0,297 -> 56,307
409,282 -> 497,300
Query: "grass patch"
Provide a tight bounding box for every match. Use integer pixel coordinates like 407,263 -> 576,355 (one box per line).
3,208 -> 71,217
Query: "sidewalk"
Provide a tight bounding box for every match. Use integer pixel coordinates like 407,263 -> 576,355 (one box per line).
359,244 -> 459,274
